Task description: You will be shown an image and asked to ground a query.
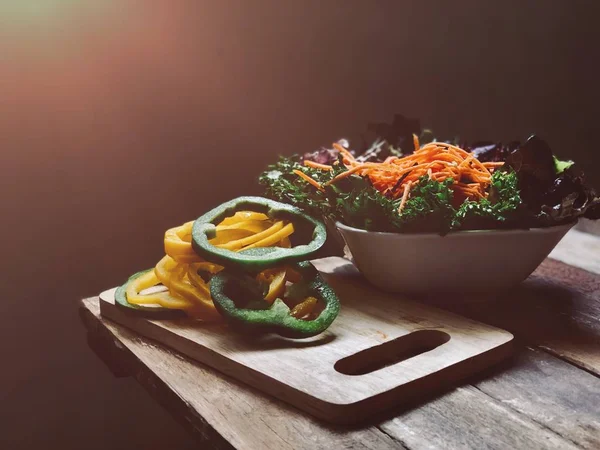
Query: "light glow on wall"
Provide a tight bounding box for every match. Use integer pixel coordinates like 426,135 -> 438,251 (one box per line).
0,1 -> 120,41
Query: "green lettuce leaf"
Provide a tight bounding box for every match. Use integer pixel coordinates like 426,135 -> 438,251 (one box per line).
553,155 -> 574,174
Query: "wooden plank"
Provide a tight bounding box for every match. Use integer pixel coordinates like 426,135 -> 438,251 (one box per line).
514,230 -> 600,374
99,257 -> 513,424
81,298 -> 404,450
495,259 -> 600,375
372,230 -> 600,448
79,301 -> 235,450
550,228 -> 600,275
85,297 -> 588,450
576,218 -> 600,237
474,347 -> 600,450
379,384 -> 580,450
424,257 -> 600,376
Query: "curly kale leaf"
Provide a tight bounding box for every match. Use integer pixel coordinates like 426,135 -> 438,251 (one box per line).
274,155 -> 407,232
325,175 -> 402,232
326,174 -> 458,233
259,156 -> 554,234
453,170 -> 522,229
258,156 -> 332,216
489,169 -> 522,214
398,177 -> 456,233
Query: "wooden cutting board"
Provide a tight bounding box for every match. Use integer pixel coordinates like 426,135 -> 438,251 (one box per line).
99,257 -> 513,424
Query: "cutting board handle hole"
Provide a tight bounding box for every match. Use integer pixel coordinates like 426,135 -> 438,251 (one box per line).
334,330 -> 451,376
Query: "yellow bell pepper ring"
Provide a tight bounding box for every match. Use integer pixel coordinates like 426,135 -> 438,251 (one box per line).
115,269 -> 188,318
155,256 -> 222,322
165,214 -> 280,261
218,211 -> 269,226
127,269 -> 192,309
258,268 -> 288,304
164,221 -> 203,263
290,296 -> 318,319
120,208 -> 306,321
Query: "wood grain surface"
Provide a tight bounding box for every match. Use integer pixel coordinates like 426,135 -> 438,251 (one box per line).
425,258 -> 600,377
82,298 -> 600,450
379,385 -> 580,450
81,228 -> 600,448
473,348 -> 600,449
81,299 -> 403,450
99,257 -> 513,423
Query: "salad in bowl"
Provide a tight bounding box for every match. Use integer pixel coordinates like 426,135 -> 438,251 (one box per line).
259,115 -> 599,294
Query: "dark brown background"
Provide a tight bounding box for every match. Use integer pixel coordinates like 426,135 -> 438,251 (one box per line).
1,1 -> 599,448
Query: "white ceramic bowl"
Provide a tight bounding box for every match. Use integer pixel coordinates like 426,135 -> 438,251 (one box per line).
335,221 -> 575,295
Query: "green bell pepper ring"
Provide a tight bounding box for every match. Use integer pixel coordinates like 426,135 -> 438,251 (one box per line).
209,261 -> 340,338
191,197 -> 327,273
115,270 -> 186,319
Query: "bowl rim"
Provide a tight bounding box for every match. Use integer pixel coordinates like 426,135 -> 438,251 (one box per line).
335,219 -> 577,238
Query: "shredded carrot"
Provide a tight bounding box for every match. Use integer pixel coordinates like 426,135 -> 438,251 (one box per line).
398,181 -> 412,214
324,163 -> 381,186
304,160 -> 333,170
332,142 -> 356,164
413,134 -> 420,153
293,169 -> 324,191
308,140 -> 504,203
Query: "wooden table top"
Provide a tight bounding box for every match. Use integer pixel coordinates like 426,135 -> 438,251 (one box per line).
79,222 -> 600,450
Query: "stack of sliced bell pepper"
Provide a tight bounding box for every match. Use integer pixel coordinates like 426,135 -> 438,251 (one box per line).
116,197 -> 340,338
